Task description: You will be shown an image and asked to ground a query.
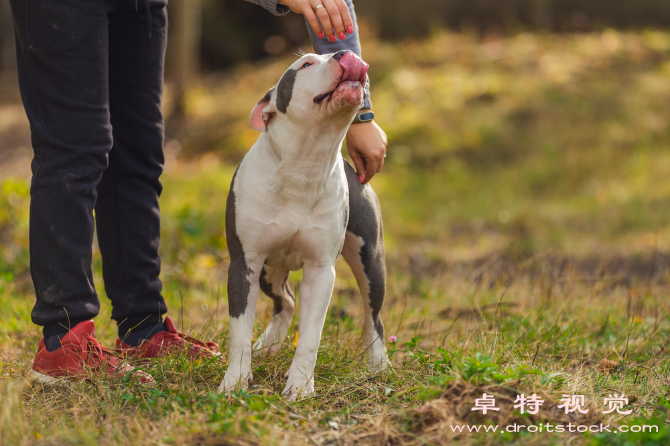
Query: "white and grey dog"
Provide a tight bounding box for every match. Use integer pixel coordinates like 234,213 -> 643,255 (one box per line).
218,50 -> 389,400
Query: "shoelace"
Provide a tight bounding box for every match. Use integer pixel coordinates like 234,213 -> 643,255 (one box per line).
82,334 -> 123,369
59,334 -> 150,383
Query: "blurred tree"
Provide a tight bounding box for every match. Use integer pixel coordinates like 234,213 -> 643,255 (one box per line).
188,0 -> 670,70
198,0 -> 308,71
532,0 -> 553,29
0,0 -> 17,74
167,0 -> 203,119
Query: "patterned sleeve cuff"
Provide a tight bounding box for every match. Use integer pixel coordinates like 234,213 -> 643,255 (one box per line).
245,0 -> 291,16
362,78 -> 372,109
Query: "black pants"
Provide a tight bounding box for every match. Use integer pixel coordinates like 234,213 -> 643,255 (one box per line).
10,0 -> 169,338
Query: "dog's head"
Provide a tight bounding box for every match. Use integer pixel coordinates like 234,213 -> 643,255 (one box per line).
250,50 -> 368,132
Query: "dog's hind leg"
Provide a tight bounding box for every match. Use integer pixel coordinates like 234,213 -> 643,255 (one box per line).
341,159 -> 390,372
254,265 -> 295,355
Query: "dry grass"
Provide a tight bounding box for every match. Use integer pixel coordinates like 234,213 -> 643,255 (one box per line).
1,253 -> 669,445
2,29 -> 670,445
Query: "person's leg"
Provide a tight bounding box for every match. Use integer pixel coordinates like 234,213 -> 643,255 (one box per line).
10,0 -> 112,338
97,1 -> 168,340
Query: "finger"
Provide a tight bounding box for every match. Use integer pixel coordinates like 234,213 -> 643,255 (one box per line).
349,149 -> 367,184
363,157 -> 379,183
333,0 -> 353,34
376,124 -> 388,173
300,0 -> 324,38
323,0 -> 345,39
377,152 -> 385,172
314,1 -> 336,42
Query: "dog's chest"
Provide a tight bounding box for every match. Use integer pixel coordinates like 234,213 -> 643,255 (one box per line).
253,197 -> 347,270
263,230 -> 316,271
234,155 -> 348,268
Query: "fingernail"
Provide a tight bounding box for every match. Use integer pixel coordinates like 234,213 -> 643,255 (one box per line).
318,32 -> 324,39
358,175 -> 363,183
338,32 -> 346,40
329,34 -> 336,42
347,25 -> 353,34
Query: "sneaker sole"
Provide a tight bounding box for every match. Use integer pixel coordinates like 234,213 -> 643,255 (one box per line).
26,370 -> 71,386
26,369 -> 155,386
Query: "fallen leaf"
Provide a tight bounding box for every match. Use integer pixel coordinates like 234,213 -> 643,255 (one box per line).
597,359 -> 618,374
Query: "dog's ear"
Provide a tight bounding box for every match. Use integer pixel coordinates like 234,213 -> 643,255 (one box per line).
250,87 -> 276,132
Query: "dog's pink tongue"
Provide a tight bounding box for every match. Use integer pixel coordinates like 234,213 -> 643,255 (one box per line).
339,52 -> 369,83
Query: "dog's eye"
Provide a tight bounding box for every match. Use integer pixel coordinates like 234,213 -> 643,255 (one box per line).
301,62 -> 313,69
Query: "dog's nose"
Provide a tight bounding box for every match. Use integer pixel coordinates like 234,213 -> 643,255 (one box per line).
332,50 -> 352,61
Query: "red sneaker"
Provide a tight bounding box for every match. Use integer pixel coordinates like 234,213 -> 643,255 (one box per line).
116,316 -> 224,361
29,320 -> 154,385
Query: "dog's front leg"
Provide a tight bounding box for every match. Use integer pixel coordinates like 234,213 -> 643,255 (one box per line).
282,264 -> 335,401
218,256 -> 263,394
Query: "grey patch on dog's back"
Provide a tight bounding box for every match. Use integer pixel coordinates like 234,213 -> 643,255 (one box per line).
343,158 -> 387,339
226,167 -> 253,318
258,87 -> 275,105
276,68 -> 297,114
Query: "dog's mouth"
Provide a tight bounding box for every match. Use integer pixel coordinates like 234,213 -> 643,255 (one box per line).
312,76 -> 364,105
313,53 -> 368,105
313,88 -> 337,105
313,79 -> 358,105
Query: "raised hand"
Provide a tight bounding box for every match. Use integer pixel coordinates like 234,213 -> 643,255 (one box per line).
279,0 -> 354,41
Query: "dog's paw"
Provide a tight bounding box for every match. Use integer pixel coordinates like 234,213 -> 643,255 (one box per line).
217,372 -> 251,394
282,371 -> 315,401
369,353 -> 392,373
281,380 -> 314,401
254,322 -> 290,356
252,336 -> 266,354
252,336 -> 282,356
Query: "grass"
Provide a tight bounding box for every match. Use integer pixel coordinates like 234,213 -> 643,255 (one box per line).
1,28 -> 670,444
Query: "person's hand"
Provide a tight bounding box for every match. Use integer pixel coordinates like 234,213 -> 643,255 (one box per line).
278,0 -> 354,42
346,120 -> 387,184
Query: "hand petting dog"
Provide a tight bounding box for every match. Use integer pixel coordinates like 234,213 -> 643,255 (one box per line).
278,0 -> 388,184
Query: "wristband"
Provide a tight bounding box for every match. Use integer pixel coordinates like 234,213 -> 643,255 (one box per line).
351,110 -> 374,124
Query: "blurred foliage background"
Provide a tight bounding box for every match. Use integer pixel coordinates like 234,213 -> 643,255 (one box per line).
1,0 -> 670,281
193,0 -> 670,70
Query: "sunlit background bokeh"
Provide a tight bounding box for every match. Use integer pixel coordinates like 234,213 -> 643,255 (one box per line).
2,0 -> 670,334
